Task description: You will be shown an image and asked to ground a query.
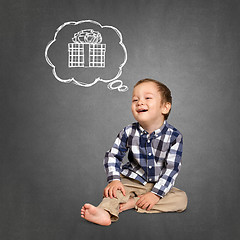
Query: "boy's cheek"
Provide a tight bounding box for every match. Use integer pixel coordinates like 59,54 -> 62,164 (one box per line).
131,109 -> 137,117
131,106 -> 136,113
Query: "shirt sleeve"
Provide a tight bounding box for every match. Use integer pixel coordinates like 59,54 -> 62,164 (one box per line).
151,133 -> 183,198
103,127 -> 129,183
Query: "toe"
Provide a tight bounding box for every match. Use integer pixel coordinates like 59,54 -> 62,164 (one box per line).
84,203 -> 92,209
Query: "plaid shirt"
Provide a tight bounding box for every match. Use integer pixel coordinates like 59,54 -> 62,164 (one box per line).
103,121 -> 183,198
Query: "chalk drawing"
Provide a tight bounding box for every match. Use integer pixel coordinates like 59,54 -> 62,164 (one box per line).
45,20 -> 128,92
68,29 -> 106,68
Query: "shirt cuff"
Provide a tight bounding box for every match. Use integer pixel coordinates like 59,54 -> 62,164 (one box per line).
107,174 -> 121,183
151,187 -> 165,198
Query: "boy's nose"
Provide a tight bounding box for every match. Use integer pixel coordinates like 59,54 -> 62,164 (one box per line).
137,100 -> 144,105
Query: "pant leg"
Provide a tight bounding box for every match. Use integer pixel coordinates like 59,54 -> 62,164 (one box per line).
97,185 -> 135,222
97,176 -> 146,221
135,186 -> 188,214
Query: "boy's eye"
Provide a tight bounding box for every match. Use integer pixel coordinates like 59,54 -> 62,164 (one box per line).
132,99 -> 137,102
146,97 -> 152,100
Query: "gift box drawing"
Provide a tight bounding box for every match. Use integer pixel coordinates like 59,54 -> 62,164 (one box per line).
68,29 -> 106,68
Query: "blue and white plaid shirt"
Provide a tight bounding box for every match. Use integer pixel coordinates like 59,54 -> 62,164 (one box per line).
103,121 -> 183,198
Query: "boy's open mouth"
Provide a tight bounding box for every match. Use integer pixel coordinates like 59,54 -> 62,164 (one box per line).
137,109 -> 148,113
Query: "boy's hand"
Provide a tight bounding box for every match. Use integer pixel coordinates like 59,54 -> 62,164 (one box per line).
104,180 -> 126,199
136,192 -> 160,211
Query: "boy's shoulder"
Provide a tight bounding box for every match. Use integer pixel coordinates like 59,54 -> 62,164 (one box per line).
120,122 -> 139,135
164,122 -> 183,140
117,122 -> 144,139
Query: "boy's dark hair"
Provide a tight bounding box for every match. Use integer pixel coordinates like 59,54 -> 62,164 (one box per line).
134,78 -> 172,120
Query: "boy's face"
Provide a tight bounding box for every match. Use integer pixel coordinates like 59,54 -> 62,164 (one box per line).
131,82 -> 171,128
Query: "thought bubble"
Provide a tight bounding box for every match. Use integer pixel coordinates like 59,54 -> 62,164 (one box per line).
45,20 -> 128,92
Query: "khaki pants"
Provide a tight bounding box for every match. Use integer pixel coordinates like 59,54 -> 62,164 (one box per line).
98,175 -> 188,222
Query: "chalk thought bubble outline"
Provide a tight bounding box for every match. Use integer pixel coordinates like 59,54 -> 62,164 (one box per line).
45,20 -> 128,92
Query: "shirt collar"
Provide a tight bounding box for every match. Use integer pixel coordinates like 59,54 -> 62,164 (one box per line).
137,121 -> 167,137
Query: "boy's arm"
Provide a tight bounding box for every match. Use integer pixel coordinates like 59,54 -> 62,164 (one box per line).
103,127 -> 128,183
151,133 -> 183,198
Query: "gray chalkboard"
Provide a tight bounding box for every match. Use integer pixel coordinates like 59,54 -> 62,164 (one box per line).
1,0 -> 240,239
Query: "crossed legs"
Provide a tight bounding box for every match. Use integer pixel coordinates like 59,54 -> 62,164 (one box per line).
81,177 -> 187,226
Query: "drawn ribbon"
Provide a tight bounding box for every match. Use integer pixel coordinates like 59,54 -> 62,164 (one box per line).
72,29 -> 102,44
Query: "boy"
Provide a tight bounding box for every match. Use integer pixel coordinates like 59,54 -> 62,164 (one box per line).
81,79 -> 187,226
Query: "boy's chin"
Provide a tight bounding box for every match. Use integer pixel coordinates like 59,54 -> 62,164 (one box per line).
135,118 -> 149,125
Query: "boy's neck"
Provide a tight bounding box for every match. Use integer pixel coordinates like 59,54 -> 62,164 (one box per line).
139,119 -> 165,135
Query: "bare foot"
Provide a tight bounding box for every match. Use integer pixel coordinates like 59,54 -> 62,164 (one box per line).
81,203 -> 111,226
119,197 -> 135,212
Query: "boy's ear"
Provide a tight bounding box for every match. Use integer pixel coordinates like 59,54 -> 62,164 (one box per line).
162,102 -> 171,115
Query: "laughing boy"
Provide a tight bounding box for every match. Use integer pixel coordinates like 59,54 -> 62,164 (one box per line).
81,78 -> 187,226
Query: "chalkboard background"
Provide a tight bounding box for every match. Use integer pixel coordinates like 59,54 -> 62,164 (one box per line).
1,0 -> 240,239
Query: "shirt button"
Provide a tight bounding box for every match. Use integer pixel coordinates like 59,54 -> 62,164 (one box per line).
149,178 -> 152,181
147,140 -> 150,143
148,153 -> 152,156
149,166 -> 152,169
